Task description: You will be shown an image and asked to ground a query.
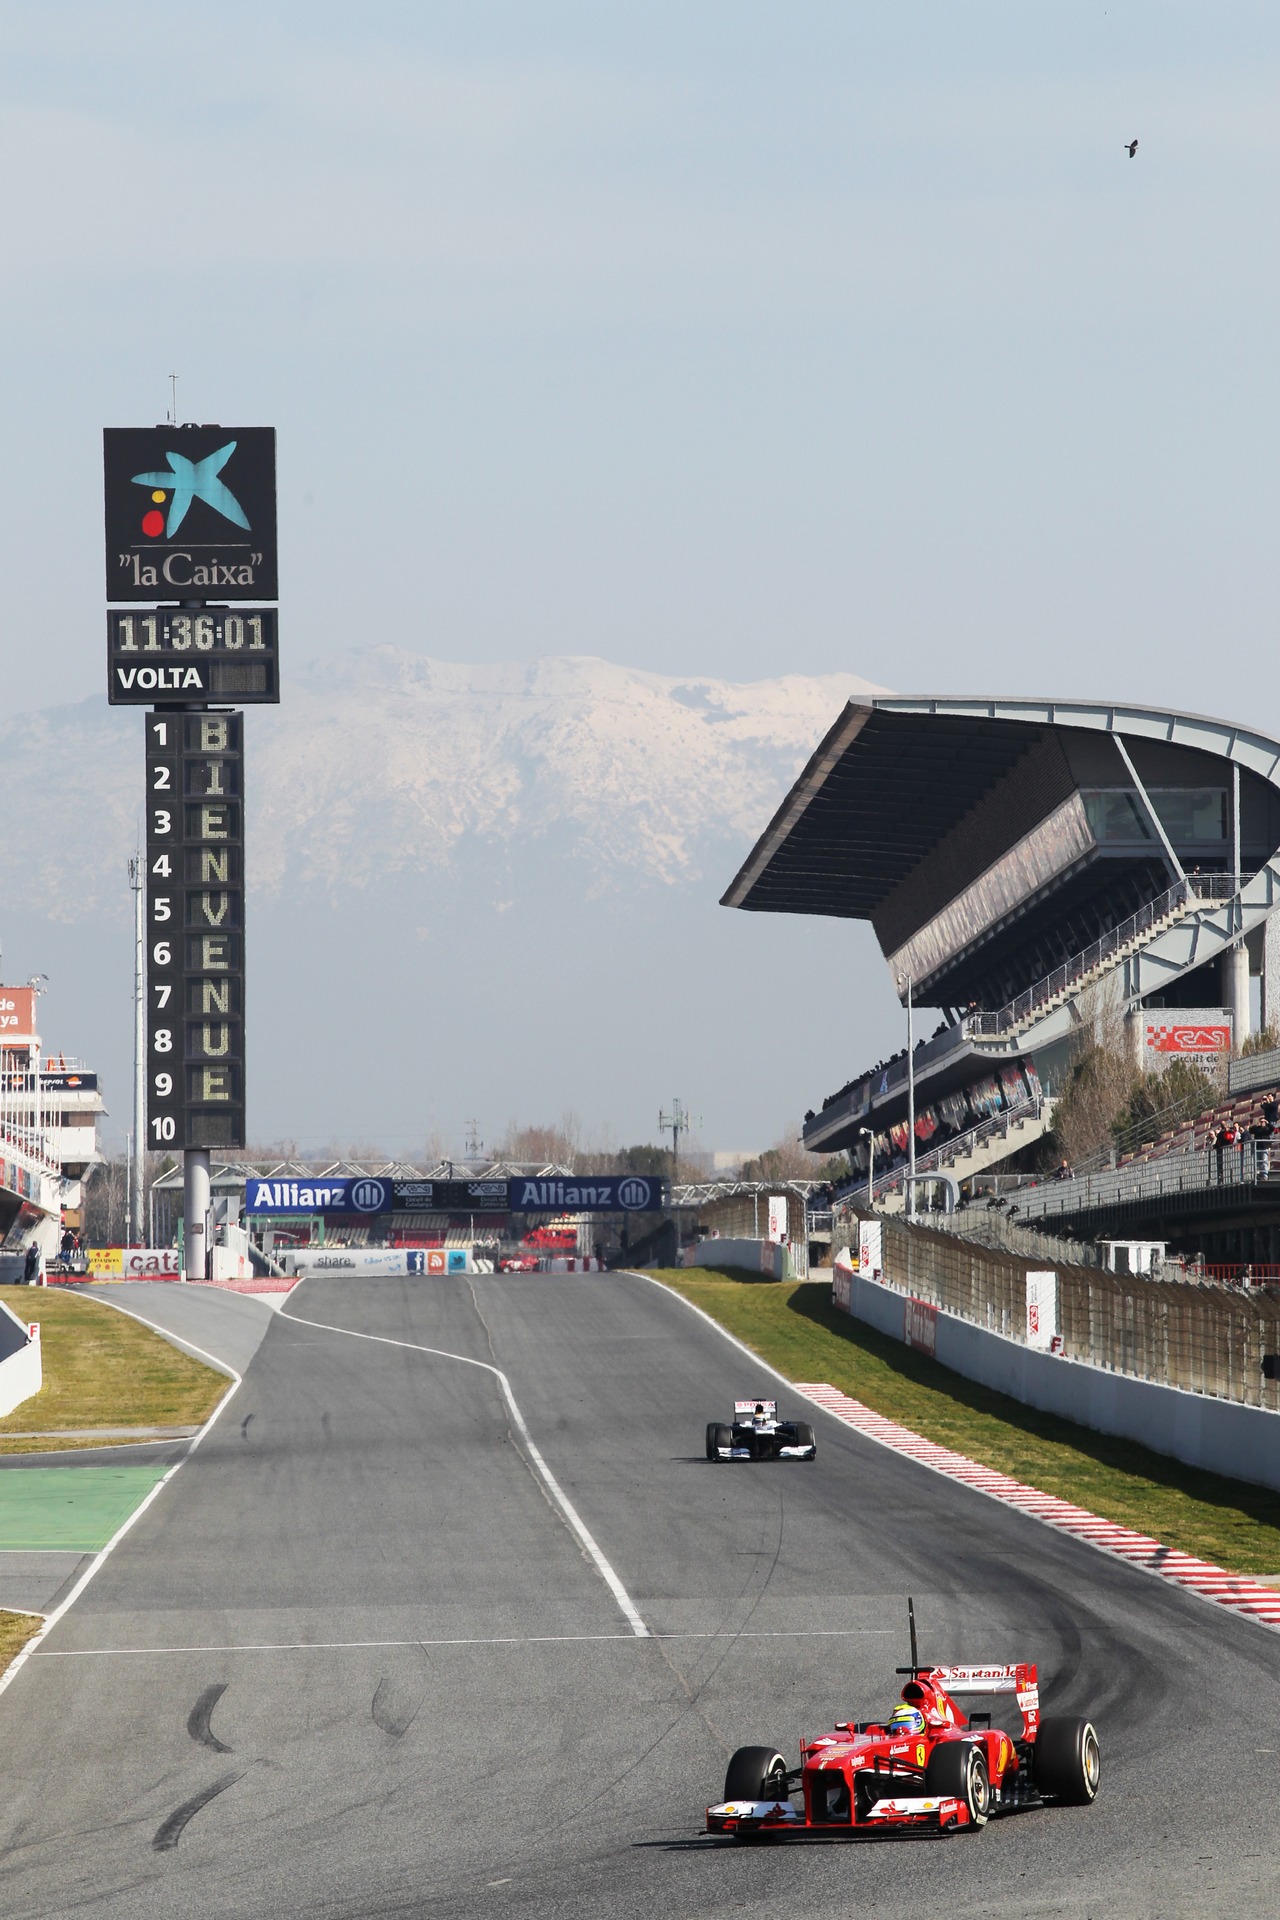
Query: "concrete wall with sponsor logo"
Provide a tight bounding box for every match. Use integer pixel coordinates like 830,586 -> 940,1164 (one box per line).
681,1239 -> 787,1281
281,1247 -> 475,1278
836,1270 -> 1280,1494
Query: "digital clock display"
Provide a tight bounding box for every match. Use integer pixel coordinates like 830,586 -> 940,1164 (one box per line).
107,608 -> 279,704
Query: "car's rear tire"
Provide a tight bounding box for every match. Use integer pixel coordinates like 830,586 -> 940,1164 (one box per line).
724,1745 -> 789,1802
794,1421 -> 816,1459
925,1739 -> 991,1828
707,1422 -> 731,1460
1034,1717 -> 1100,1805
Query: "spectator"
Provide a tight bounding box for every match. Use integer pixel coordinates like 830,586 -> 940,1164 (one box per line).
1208,1122 -> 1225,1182
1251,1119 -> 1273,1180
22,1240 -> 40,1286
1055,1158 -> 1072,1181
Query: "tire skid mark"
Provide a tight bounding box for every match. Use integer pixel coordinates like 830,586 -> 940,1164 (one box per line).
152,1770 -> 245,1852
371,1673 -> 423,1740
187,1682 -> 232,1753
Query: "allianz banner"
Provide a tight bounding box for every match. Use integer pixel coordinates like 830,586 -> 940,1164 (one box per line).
245,1176 -> 392,1216
245,1173 -> 667,1217
507,1175 -> 666,1213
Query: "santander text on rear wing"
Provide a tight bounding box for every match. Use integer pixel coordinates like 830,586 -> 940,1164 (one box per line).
930,1664 -> 1040,1738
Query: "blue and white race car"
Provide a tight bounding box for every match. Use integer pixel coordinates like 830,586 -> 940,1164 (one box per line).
705,1399 -> 817,1463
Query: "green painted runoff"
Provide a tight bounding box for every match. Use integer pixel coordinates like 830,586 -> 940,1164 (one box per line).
0,1466 -> 168,1551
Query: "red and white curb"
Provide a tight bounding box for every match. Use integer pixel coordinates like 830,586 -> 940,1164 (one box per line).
797,1382 -> 1280,1633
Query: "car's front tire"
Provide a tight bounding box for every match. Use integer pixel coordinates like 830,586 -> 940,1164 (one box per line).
707,1422 -> 731,1461
1033,1717 -> 1100,1805
925,1739 -> 991,1827
794,1420 -> 816,1460
724,1745 -> 789,1802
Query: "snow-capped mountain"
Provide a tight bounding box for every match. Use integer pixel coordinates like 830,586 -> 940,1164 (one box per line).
1,652 -> 893,1150
2,651 -> 882,909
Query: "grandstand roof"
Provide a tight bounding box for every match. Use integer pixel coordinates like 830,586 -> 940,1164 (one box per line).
722,698 -> 1280,926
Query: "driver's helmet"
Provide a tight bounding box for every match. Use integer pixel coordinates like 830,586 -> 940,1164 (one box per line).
753,1403 -> 768,1422
887,1704 -> 926,1738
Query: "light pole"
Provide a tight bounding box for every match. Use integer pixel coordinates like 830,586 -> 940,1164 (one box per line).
896,970 -> 916,1221
659,1099 -> 689,1187
858,1125 -> 875,1209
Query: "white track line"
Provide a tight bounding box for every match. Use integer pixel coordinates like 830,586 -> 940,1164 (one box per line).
33,1626 -> 895,1657
0,1293 -> 243,1700
634,1271 -> 1280,1639
278,1295 -> 650,1638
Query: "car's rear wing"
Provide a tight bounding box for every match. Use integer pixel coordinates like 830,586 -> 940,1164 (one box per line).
929,1664 -> 1040,1739
930,1663 -> 1037,1695
734,1399 -> 777,1419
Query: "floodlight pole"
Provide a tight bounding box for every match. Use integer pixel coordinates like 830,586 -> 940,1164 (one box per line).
898,972 -> 917,1221
659,1099 -> 688,1187
858,1125 -> 875,1210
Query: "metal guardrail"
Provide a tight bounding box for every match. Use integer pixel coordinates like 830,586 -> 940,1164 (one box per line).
963,873 -> 1246,1041
1009,1142 -> 1262,1225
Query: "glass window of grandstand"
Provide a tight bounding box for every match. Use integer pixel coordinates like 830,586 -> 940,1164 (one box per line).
1083,789 -> 1226,845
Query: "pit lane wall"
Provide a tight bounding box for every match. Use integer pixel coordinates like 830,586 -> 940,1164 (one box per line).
833,1256 -> 1280,1495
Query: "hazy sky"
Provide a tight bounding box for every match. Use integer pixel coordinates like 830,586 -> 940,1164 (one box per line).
4,2 -> 1278,718
5,4 -> 1280,1159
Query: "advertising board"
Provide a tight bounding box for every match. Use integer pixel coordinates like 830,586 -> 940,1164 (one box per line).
1026,1271 -> 1058,1350
1145,1015 -> 1232,1057
508,1175 -> 665,1213
904,1296 -> 938,1355
246,1176 -> 390,1216
767,1195 -> 788,1245
104,427 -> 278,601
392,1180 -> 508,1212
858,1218 -> 883,1280
0,989 -> 36,1042
86,1247 -> 181,1279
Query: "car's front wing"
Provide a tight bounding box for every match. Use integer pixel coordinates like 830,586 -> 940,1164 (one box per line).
706,1794 -> 971,1835
713,1445 -> 816,1461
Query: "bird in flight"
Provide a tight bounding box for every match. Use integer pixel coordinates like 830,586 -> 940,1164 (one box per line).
131,441 -> 251,537
1125,139 -> 1138,158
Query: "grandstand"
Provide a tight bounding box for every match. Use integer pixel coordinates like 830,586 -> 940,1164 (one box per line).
724,698 -> 1280,1211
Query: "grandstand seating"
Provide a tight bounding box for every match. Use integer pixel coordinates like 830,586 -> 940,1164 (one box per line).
1115,1087 -> 1280,1173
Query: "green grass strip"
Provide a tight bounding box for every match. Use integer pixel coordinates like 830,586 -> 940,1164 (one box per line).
0,1465 -> 168,1550
653,1267 -> 1280,1579
0,1610 -> 44,1676
0,1286 -> 225,1452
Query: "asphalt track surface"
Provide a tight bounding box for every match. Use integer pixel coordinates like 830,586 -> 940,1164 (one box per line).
2,1272 -> 1280,1918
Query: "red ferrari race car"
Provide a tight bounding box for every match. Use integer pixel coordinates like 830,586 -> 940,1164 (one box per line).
706,1602 -> 1099,1839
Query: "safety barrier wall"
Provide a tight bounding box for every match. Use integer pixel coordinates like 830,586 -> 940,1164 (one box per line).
874,1215 -> 1280,1412
680,1239 -> 787,1281
836,1265 -> 1280,1494
0,1302 -> 41,1418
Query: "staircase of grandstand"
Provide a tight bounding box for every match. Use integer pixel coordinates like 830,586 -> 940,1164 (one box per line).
843,1093 -> 1055,1210
963,876 -> 1237,1047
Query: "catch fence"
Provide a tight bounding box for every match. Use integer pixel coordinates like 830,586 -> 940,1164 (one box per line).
875,1215 -> 1280,1414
